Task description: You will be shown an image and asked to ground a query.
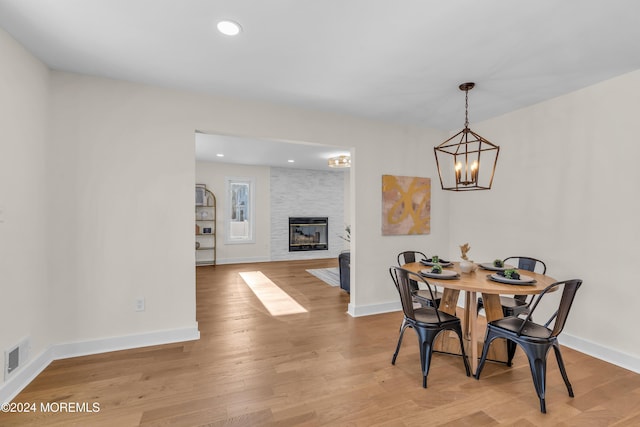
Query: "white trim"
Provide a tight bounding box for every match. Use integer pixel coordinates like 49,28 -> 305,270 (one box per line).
0,326 -> 200,404
52,326 -> 200,360
0,346 -> 54,405
559,333 -> 640,374
347,301 -> 401,317
213,256 -> 271,265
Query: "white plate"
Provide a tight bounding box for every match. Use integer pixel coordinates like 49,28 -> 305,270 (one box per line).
489,273 -> 536,285
420,260 -> 453,267
479,262 -> 514,271
420,269 -> 459,279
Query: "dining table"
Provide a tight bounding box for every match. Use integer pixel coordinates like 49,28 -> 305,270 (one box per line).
403,261 -> 556,375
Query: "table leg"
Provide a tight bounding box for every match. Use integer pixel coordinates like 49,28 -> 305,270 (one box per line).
481,293 -> 508,363
467,291 -> 478,375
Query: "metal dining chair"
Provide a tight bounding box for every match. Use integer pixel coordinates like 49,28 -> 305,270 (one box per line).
478,256 -> 547,317
478,256 -> 547,364
475,279 -> 582,413
397,251 -> 443,308
389,266 -> 470,388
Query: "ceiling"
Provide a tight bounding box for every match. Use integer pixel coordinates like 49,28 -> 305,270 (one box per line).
195,132 -> 350,171
2,0 -> 639,169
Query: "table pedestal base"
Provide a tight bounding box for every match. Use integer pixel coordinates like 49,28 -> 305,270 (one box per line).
433,289 -> 509,375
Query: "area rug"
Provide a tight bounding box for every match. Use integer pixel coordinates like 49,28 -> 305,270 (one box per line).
306,267 -> 340,287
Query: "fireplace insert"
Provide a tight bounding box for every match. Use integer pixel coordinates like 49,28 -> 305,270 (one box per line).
289,217 -> 328,251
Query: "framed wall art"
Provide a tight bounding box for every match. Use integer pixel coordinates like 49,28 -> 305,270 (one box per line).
381,174 -> 431,235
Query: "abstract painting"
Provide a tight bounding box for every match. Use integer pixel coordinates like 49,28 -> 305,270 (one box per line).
382,175 -> 431,235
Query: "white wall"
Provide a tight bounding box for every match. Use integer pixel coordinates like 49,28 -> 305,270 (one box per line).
196,161 -> 271,264
0,29 -> 50,389
47,73 -> 200,344
448,70 -> 640,370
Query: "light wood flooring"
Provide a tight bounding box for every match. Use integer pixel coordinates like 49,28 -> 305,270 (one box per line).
3,259 -> 640,426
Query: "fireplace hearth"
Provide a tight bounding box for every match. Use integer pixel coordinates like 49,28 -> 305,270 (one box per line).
289,217 -> 328,251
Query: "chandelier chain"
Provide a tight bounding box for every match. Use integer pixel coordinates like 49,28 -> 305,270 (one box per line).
464,88 -> 469,129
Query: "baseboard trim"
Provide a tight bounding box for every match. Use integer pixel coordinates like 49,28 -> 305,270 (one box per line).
214,256 -> 271,265
347,301 -> 401,317
0,346 -> 54,405
0,325 -> 200,404
53,325 -> 200,360
559,333 -> 640,374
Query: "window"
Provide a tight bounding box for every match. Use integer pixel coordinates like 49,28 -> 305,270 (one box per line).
225,177 -> 255,244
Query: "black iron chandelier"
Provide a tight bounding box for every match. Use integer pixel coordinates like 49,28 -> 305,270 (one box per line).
434,82 -> 500,191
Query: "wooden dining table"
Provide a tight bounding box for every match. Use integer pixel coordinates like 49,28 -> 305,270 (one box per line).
403,261 -> 556,375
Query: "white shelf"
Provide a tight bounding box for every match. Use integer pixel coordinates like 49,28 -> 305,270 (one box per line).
195,185 -> 216,266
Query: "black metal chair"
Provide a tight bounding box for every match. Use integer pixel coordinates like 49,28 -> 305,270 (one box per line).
389,266 -> 470,388
478,256 -> 548,365
475,279 -> 583,413
478,256 -> 547,318
397,251 -> 443,308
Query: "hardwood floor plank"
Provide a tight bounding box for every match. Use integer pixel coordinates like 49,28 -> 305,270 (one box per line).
2,258 -> 639,426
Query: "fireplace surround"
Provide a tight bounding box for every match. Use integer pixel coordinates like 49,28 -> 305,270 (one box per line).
289,217 -> 328,251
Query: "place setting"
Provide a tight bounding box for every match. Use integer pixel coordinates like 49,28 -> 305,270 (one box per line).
478,258 -> 515,271
487,268 -> 536,285
420,262 -> 460,280
419,255 -> 453,267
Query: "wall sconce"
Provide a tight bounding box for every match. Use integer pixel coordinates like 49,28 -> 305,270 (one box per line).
434,83 -> 499,191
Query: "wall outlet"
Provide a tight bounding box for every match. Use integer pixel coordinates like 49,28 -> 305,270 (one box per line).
135,297 -> 145,312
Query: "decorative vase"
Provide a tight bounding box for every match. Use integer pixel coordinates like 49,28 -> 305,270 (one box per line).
460,259 -> 474,273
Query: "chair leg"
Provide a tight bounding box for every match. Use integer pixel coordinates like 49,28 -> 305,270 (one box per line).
552,342 -> 574,397
392,322 -> 410,365
453,324 -> 471,377
421,339 -> 434,388
507,339 -> 517,367
399,317 -> 408,333
522,343 -> 550,414
475,328 -> 499,380
415,327 -> 440,388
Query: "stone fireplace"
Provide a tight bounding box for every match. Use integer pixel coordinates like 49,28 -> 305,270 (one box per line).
289,217 -> 328,251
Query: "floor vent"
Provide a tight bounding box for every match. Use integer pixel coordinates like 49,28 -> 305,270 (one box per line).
4,338 -> 29,381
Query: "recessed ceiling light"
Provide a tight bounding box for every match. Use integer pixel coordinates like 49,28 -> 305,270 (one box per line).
217,20 -> 242,36
288,159 -> 295,163
216,153 -> 224,157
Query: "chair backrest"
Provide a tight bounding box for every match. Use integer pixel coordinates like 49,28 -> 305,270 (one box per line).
389,266 -> 442,323
518,279 -> 582,338
397,252 -> 427,293
503,256 -> 547,274
397,251 -> 427,267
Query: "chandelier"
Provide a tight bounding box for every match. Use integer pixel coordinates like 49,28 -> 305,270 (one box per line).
434,83 -> 499,191
328,155 -> 351,168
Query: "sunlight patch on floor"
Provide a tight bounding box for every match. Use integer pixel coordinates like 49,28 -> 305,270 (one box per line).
239,271 -> 308,316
